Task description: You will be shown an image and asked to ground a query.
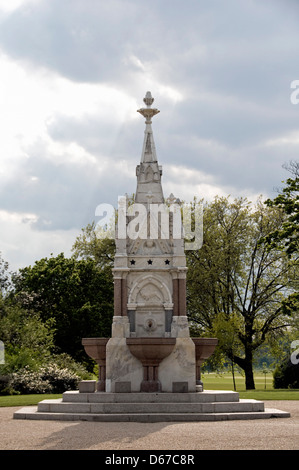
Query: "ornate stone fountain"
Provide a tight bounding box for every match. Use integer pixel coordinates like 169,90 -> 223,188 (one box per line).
13,93 -> 290,422
82,92 -> 217,394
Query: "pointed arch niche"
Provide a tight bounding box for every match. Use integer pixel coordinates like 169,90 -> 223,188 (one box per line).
127,275 -> 173,337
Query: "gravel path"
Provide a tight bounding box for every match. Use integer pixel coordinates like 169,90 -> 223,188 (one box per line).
0,401 -> 298,450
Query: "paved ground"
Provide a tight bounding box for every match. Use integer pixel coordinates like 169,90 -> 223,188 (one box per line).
0,401 -> 298,450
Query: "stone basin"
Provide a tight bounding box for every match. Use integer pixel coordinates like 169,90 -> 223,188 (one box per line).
126,337 -> 176,392
82,338 -> 109,392
126,338 -> 176,365
192,338 -> 218,362
82,337 -> 109,363
192,338 -> 218,389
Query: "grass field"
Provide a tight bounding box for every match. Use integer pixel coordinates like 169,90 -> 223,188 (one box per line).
0,394 -> 62,407
202,372 -> 299,400
0,372 -> 298,406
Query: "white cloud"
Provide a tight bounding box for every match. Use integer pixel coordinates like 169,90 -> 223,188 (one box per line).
0,209 -> 79,271
0,50 -> 137,175
163,164 -> 262,204
264,131 -> 299,147
0,0 -> 41,13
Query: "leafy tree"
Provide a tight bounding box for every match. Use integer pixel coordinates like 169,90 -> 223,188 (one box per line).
72,222 -> 115,270
264,161 -> 299,256
14,254 -> 114,366
0,295 -> 55,372
187,196 -> 296,389
263,161 -> 299,317
0,252 -> 13,295
212,311 -> 244,390
273,358 -> 299,389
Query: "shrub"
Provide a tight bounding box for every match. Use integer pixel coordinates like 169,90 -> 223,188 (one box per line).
0,375 -> 15,395
273,358 -> 299,389
50,353 -> 91,380
40,364 -> 80,393
10,366 -> 51,394
10,364 -> 80,394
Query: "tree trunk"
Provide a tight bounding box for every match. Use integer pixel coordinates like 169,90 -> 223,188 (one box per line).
231,360 -> 236,391
232,348 -> 256,390
243,343 -> 255,389
244,318 -> 255,390
244,362 -> 255,390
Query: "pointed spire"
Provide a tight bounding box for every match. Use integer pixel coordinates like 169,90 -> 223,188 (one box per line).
135,92 -> 163,204
137,91 -> 160,163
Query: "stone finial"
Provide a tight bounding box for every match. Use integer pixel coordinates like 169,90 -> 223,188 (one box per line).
137,91 -> 160,123
143,91 -> 154,107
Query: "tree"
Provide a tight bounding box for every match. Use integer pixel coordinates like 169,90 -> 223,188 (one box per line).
273,358 -> 299,389
186,196 -> 296,389
72,222 -> 115,270
0,295 -> 55,372
263,161 -> 299,316
0,252 -> 12,295
264,160 -> 299,256
14,254 -> 114,366
212,311 -> 244,390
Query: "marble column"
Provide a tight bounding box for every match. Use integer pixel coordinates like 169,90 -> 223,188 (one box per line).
172,278 -> 179,316
178,278 -> 186,316
114,276 -> 128,317
114,277 -> 122,317
121,277 -> 127,316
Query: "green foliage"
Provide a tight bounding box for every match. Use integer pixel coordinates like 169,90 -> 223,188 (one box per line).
273,358 -> 299,389
9,364 -> 80,394
72,221 -> 115,269
0,252 -> 11,294
0,295 -> 55,372
212,311 -> 244,360
264,161 -> 299,257
13,253 -> 114,366
186,196 -> 295,389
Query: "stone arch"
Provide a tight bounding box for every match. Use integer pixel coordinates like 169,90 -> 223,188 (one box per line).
128,275 -> 172,306
145,165 -> 154,182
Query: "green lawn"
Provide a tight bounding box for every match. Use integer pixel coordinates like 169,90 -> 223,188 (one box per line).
0,394 -> 62,407
202,371 -> 273,391
0,372 -> 298,407
202,372 -> 299,400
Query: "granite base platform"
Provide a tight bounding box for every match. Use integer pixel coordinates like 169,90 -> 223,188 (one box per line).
13,390 -> 290,422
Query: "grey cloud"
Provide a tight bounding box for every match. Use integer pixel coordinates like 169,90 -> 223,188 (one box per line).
0,0 -> 298,230
1,0 -> 298,108
0,0 -> 141,83
0,142 -> 136,232
46,112 -> 142,164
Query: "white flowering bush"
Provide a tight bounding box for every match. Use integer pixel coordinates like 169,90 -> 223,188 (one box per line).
10,364 -> 80,394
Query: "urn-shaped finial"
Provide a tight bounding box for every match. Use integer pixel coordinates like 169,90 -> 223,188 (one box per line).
137,91 -> 160,123
143,91 -> 154,107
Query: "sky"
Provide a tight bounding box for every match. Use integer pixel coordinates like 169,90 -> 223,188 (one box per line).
0,0 -> 299,272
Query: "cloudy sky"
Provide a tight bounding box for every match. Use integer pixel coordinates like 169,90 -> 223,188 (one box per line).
0,0 -> 299,271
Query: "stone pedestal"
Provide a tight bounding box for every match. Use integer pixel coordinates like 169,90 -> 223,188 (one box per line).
82,338 -> 109,392
192,338 -> 218,391
126,338 -> 176,392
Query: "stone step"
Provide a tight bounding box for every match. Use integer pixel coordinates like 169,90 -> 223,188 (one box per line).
37,398 -> 264,414
13,406 -> 290,422
62,390 -> 240,404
